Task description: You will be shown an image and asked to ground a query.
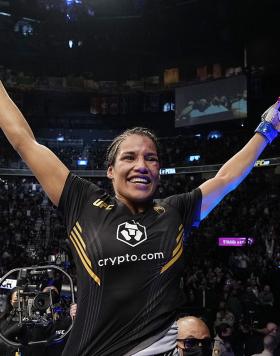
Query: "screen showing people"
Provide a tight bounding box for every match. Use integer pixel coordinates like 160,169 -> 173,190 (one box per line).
175,75 -> 247,127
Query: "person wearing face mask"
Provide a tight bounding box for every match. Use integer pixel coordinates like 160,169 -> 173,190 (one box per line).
177,316 -> 213,356
213,323 -> 235,356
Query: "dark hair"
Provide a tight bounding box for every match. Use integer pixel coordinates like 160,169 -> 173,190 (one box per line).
263,335 -> 279,351
216,323 -> 231,338
40,278 -> 62,294
0,287 -> 19,321
106,127 -> 159,167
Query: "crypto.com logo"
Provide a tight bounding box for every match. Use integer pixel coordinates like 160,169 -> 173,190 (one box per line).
117,220 -> 147,247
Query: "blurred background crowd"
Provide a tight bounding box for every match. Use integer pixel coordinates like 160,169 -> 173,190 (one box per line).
0,165 -> 280,355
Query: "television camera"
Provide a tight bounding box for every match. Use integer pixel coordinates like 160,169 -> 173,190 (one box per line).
0,265 -> 75,349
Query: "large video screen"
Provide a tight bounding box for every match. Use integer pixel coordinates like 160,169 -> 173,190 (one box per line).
175,75 -> 247,127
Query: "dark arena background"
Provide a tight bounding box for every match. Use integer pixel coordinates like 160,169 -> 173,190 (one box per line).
0,1 -> 280,355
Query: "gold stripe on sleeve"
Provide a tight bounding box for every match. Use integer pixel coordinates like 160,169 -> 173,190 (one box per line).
70,231 -> 92,268
160,225 -> 185,273
176,229 -> 184,243
160,245 -> 183,274
173,236 -> 183,257
69,235 -> 101,286
73,226 -> 86,249
76,221 -> 82,233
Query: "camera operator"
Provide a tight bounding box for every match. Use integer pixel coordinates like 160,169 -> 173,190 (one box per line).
0,287 -> 25,356
69,303 -> 77,321
1,277 -> 72,356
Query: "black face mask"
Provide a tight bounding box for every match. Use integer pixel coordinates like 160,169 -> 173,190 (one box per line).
182,347 -> 212,356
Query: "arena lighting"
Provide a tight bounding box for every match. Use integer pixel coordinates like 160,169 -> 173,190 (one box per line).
207,130 -> 222,140
66,0 -> 83,4
163,102 -> 175,112
188,154 -> 200,162
22,17 -> 40,23
0,11 -> 11,16
38,0 -> 96,19
163,102 -> 171,112
77,159 -> 88,166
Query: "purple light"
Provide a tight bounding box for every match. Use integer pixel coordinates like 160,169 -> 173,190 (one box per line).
218,237 -> 255,247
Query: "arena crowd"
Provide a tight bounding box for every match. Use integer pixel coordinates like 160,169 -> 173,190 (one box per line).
1,164 -> 279,355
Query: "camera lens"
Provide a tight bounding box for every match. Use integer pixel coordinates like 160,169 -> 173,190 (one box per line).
33,292 -> 51,311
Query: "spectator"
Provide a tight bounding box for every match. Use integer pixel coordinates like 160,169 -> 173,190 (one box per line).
214,301 -> 235,329
251,334 -> 279,356
227,289 -> 243,323
177,315 -> 212,356
244,322 -> 279,356
259,285 -> 274,307
213,323 -> 235,356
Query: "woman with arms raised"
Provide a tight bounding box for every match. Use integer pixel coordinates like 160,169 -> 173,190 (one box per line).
0,81 -> 279,355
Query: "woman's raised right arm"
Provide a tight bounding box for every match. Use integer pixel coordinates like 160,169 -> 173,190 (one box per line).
0,81 -> 69,206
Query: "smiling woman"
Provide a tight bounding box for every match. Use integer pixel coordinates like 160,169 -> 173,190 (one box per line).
106,129 -> 160,213
0,80 -> 279,356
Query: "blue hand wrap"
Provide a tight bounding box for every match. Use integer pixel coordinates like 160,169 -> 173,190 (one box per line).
255,121 -> 278,144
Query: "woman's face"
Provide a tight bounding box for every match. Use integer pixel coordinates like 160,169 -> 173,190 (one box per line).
107,134 -> 160,211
